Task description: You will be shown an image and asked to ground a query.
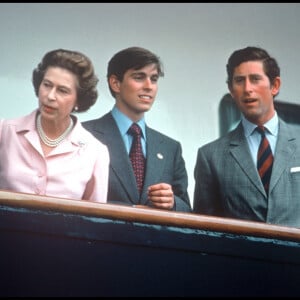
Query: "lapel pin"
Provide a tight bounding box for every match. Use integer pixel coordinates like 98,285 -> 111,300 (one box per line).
157,153 -> 163,160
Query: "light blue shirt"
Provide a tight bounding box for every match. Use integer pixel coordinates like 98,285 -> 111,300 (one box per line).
242,111 -> 278,166
111,105 -> 146,156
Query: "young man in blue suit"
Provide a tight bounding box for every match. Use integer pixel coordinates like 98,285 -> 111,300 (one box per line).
83,47 -> 191,212
193,46 -> 300,228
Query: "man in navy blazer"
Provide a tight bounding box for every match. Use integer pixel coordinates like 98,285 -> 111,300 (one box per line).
193,46 -> 300,228
83,47 -> 191,212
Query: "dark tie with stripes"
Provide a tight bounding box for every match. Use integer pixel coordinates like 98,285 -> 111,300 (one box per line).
128,123 -> 145,194
256,126 -> 273,194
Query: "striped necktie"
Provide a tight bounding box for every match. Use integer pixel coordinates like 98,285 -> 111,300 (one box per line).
128,123 -> 145,194
256,126 -> 273,194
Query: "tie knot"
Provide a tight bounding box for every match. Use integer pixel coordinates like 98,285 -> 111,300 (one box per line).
256,125 -> 266,136
128,123 -> 142,137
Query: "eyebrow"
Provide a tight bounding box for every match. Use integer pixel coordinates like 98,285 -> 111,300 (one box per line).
234,73 -> 263,78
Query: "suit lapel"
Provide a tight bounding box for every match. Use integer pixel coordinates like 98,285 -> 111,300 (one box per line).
109,133 -> 139,201
96,114 -> 139,203
139,128 -> 165,204
229,123 -> 266,196
269,120 -> 297,193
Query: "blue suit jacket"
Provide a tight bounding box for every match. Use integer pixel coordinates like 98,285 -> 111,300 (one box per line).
193,118 -> 300,228
83,113 -> 191,212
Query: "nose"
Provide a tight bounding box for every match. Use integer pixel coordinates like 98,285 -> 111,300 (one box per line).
48,87 -> 57,100
244,78 -> 253,93
143,77 -> 153,90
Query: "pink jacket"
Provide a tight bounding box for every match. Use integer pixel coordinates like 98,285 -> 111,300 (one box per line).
0,110 -> 109,202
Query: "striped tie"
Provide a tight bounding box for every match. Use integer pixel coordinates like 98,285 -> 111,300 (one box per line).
256,126 -> 273,194
128,123 -> 145,194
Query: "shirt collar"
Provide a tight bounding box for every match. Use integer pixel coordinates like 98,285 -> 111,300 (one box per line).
242,111 -> 279,138
111,105 -> 146,138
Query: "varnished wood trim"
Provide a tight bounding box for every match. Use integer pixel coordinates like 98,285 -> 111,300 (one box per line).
0,189 -> 300,241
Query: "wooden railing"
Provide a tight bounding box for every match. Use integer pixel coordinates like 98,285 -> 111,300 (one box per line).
1,189 -> 300,297
1,189 -> 300,241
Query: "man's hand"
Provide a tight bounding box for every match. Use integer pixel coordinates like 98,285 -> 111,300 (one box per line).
147,183 -> 174,210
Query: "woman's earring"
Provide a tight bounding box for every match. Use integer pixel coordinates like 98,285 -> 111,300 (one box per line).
74,106 -> 78,112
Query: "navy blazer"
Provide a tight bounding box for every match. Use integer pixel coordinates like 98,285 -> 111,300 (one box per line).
193,118 -> 300,228
83,113 -> 191,212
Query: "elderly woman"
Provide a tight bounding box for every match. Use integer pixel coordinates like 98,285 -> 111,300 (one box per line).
0,49 -> 109,202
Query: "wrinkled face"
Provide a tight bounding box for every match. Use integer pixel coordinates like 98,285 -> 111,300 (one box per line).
109,63 -> 159,122
38,66 -> 77,125
229,61 -> 280,125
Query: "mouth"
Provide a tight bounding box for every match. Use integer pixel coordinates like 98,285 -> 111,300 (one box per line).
243,98 -> 257,104
139,95 -> 152,100
43,105 -> 56,113
139,95 -> 153,103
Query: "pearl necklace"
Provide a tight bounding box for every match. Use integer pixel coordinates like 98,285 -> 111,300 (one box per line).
36,114 -> 74,147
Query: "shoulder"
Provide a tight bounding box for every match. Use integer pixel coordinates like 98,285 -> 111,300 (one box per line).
279,118 -> 299,129
0,110 -> 37,131
82,113 -> 117,137
82,112 -> 112,128
146,127 -> 181,145
198,127 -> 239,155
278,118 -> 300,138
73,120 -> 108,151
0,111 -> 37,142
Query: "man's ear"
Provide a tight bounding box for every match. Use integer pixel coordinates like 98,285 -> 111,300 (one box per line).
109,75 -> 121,94
228,84 -> 234,98
271,76 -> 281,96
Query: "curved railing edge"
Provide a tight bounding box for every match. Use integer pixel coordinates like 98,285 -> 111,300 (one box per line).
0,189 -> 300,242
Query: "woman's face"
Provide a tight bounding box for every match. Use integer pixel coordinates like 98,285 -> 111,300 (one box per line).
38,66 -> 78,125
